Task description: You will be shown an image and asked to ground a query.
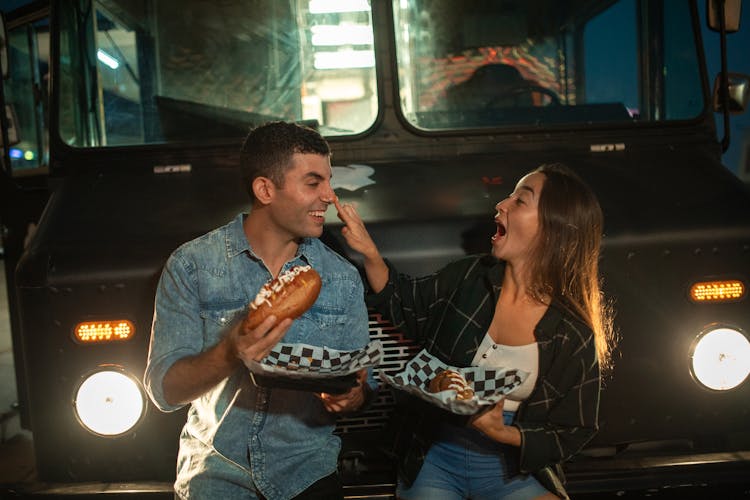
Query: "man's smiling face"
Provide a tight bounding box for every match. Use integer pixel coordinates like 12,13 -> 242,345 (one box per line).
269,153 -> 335,240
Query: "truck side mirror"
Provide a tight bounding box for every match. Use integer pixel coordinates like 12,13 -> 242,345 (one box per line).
707,0 -> 742,32
713,72 -> 750,114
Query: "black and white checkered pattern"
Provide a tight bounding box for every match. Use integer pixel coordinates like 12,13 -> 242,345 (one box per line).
381,349 -> 528,415
246,341 -> 383,379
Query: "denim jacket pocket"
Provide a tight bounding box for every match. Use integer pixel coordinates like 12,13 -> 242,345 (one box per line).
303,276 -> 356,329
199,303 -> 246,343
302,304 -> 347,330
309,310 -> 346,329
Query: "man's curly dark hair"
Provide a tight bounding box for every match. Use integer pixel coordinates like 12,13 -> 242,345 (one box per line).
240,121 -> 330,200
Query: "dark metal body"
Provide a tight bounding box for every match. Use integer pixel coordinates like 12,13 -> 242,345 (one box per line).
2,0 -> 750,497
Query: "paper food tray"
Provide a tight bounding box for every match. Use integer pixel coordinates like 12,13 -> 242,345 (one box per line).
381,349 -> 528,415
246,341 -> 383,394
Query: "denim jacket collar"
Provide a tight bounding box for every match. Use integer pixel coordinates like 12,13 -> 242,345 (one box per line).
225,213 -> 317,268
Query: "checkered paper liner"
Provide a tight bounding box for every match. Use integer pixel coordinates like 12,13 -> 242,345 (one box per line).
381,349 -> 528,415
245,340 -> 383,379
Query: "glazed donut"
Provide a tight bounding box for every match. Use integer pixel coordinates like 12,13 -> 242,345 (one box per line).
428,369 -> 475,400
246,265 -> 322,329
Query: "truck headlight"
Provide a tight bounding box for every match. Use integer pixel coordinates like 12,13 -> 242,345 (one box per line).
74,366 -> 146,436
690,326 -> 750,391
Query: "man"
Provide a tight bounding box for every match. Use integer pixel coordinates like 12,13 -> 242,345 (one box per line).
144,121 -> 374,499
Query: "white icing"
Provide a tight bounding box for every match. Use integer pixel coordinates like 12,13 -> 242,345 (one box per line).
250,265 -> 312,310
445,380 -> 469,391
440,372 -> 471,392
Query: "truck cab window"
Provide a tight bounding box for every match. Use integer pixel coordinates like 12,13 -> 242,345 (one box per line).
5,17 -> 48,172
57,0 -> 377,147
394,0 -> 705,130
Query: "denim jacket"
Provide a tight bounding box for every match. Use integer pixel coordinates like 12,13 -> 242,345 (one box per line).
144,213 -> 372,499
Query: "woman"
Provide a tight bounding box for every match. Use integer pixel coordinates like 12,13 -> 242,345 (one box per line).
334,163 -> 615,499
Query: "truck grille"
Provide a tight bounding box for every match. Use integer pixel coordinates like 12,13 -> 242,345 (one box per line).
335,312 -> 419,434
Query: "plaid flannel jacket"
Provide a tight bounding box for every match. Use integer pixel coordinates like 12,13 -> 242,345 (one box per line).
366,254 -> 601,496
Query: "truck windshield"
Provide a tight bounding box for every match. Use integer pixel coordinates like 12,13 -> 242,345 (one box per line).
57,0 -> 376,147
55,0 -> 706,147
393,0 -> 705,131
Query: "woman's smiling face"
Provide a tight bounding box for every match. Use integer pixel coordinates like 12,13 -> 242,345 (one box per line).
491,171 -> 546,264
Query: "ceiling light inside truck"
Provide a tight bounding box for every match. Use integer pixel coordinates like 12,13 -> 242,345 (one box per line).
308,0 -> 369,14
311,24 -> 373,46
96,49 -> 119,69
690,326 -> 750,391
74,367 -> 145,436
314,49 -> 375,69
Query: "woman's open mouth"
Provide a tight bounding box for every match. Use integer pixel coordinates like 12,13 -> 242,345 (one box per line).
492,221 -> 507,241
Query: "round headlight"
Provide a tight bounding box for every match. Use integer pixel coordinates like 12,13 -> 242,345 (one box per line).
74,367 -> 146,436
690,326 -> 750,391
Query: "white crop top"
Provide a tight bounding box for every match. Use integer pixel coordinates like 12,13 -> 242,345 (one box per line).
471,333 -> 539,412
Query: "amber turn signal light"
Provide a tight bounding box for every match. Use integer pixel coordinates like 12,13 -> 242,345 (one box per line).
689,280 -> 745,303
74,320 -> 135,343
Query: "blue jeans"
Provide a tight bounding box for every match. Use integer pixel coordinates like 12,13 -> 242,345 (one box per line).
396,412 -> 551,500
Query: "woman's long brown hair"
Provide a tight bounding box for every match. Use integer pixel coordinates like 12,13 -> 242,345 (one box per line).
526,163 -> 615,374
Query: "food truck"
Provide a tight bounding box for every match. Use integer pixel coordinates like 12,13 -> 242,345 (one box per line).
1,0 -> 749,496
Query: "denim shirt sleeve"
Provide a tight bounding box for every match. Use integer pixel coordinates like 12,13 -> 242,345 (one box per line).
144,249 -> 203,412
